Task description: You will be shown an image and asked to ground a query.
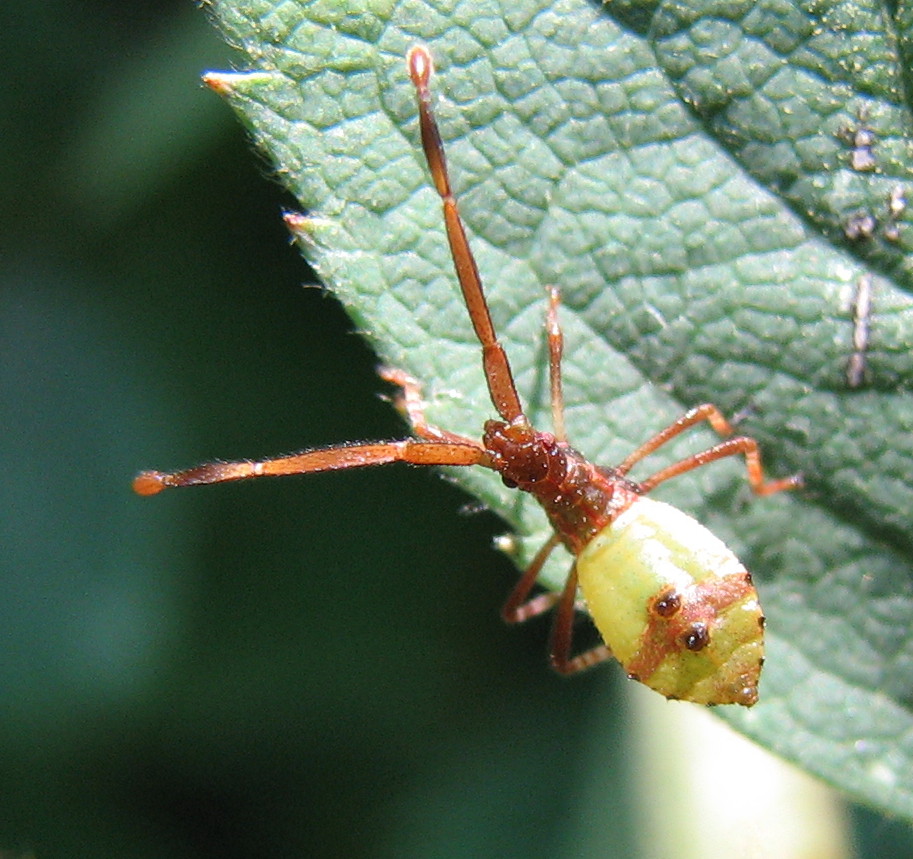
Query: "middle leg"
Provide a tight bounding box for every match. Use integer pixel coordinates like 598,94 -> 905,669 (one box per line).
616,403 -> 802,496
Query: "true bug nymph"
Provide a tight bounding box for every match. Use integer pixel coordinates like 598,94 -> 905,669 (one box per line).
135,46 -> 802,707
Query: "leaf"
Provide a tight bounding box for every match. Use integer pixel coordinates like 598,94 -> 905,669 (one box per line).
204,0 -> 913,820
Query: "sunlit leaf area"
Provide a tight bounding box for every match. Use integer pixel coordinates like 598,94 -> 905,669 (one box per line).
4,0 -> 913,855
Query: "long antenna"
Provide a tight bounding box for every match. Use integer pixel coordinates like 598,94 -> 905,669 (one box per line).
407,46 -> 525,424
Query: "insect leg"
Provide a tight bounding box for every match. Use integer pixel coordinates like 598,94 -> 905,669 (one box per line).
616,403 -> 801,495
133,439 -> 488,496
545,287 -> 568,443
636,434 -> 802,496
617,403 -> 737,473
379,366 -> 482,446
501,532 -> 562,623
407,46 -> 525,424
549,563 -> 613,675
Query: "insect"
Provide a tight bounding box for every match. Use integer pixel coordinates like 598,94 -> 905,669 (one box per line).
135,46 -> 802,707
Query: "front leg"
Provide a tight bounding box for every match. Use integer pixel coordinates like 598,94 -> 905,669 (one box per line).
379,366 -> 483,447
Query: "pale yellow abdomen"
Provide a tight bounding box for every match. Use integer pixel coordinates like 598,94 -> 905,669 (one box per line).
576,497 -> 764,706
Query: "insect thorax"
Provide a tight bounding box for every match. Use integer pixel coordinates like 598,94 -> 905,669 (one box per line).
482,419 -> 641,554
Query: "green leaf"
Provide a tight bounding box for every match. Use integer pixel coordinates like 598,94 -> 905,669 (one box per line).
204,0 -> 913,820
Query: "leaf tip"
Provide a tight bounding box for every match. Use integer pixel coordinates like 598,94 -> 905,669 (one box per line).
202,71 -> 234,96
202,70 -> 279,97
283,211 -> 338,248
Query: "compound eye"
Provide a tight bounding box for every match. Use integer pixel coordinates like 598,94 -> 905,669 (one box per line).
682,622 -> 711,652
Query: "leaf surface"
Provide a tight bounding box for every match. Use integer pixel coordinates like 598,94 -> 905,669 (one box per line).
205,0 -> 913,819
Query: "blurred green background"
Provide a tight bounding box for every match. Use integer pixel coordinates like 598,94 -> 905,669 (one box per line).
3,1 -> 913,856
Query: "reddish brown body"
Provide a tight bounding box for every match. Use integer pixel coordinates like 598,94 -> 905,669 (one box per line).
483,420 -> 639,555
